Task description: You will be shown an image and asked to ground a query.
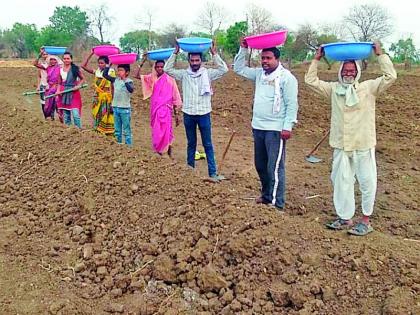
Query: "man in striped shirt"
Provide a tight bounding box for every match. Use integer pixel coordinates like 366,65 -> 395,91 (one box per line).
164,41 -> 229,182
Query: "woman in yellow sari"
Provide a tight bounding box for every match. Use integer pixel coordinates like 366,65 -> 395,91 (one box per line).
82,52 -> 115,135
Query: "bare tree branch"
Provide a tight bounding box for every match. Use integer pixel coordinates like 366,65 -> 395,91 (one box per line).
344,4 -> 393,41
196,1 -> 228,36
89,4 -> 113,44
137,6 -> 156,50
245,4 -> 275,35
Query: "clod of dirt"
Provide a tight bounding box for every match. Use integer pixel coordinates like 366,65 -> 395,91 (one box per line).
83,244 -> 93,259
97,266 -> 108,276
131,183 -> 139,192
74,262 -> 86,273
382,287 -> 419,315
110,288 -> 123,298
220,289 -> 234,305
153,254 -> 177,283
113,161 -> 121,169
48,301 -> 66,314
198,264 -> 228,293
104,302 -> 124,313
269,282 -> 290,307
71,225 -> 84,236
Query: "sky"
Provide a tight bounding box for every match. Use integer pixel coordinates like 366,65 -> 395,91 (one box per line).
3,0 -> 420,48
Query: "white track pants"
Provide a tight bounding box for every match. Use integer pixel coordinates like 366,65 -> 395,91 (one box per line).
331,148 -> 377,220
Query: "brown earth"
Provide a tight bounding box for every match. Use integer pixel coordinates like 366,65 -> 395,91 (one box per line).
0,59 -> 419,315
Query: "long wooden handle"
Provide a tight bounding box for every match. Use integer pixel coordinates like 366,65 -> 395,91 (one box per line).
22,90 -> 41,96
218,130 -> 236,173
45,84 -> 88,99
306,130 -> 330,157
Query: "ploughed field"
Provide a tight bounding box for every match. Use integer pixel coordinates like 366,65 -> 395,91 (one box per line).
0,60 -> 418,314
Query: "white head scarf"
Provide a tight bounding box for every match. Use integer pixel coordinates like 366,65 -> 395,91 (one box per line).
46,55 -> 63,66
336,60 -> 362,107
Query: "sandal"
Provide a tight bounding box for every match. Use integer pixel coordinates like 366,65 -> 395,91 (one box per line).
348,222 -> 374,236
326,218 -> 353,230
255,196 -> 270,204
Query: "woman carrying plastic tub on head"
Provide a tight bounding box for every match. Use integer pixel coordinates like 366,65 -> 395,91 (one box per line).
57,52 -> 85,128
82,51 -> 115,135
33,53 -> 63,121
32,48 -> 49,118
135,52 -> 182,157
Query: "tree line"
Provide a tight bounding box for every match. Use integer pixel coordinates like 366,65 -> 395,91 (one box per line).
1,2 -> 419,68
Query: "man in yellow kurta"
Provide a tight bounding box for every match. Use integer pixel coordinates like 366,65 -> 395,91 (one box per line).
305,42 -> 397,236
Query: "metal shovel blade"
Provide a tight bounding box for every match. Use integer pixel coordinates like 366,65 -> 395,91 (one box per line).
305,155 -> 323,163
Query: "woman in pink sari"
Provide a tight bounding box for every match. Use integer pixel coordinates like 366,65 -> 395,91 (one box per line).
135,57 -> 182,157
33,53 -> 63,120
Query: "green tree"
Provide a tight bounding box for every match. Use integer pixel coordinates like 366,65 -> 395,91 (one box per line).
3,23 -> 39,57
35,26 -> 70,48
222,21 -> 247,57
390,38 -> 419,70
48,6 -> 90,46
119,30 -> 150,54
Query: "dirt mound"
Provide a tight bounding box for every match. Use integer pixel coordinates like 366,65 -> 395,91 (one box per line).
0,66 -> 419,314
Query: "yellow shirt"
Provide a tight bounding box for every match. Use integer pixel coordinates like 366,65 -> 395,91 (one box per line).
304,54 -> 397,151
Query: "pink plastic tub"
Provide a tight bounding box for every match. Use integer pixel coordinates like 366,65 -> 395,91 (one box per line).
108,53 -> 138,65
245,30 -> 288,49
92,45 -> 120,56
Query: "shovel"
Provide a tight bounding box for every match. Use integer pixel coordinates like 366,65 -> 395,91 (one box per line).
204,130 -> 236,183
22,90 -> 41,96
22,89 -> 43,105
305,130 -> 330,163
216,130 -> 236,180
45,83 -> 88,99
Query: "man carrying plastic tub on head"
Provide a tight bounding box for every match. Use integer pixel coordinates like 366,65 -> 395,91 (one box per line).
304,42 -> 397,236
233,39 -> 298,212
164,41 -> 228,182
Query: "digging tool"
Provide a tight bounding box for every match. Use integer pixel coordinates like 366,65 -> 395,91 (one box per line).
22,89 -> 43,104
217,130 -> 237,180
305,130 -> 330,163
45,83 -> 88,99
22,90 -> 41,96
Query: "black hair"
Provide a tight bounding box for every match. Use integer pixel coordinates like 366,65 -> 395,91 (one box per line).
188,52 -> 203,61
155,60 -> 165,66
98,55 -> 109,64
262,47 -> 281,59
117,64 -> 130,73
63,51 -> 81,79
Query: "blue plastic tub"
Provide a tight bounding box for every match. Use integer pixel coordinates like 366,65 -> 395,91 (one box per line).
43,46 -> 67,55
177,38 -> 212,53
322,42 -> 373,61
147,48 -> 175,60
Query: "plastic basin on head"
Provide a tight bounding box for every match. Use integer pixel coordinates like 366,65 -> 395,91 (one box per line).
177,38 -> 212,53
108,53 -> 138,65
43,46 -> 67,55
245,30 -> 288,49
147,48 -> 175,60
92,45 -> 120,57
322,42 -> 374,61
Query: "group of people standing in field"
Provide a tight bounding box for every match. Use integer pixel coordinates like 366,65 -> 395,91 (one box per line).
33,38 -> 397,236
34,50 -> 84,127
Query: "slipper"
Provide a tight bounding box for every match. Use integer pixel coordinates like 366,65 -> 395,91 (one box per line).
208,174 -> 225,183
326,218 -> 353,230
255,196 -> 270,204
195,151 -> 207,160
348,222 -> 374,236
